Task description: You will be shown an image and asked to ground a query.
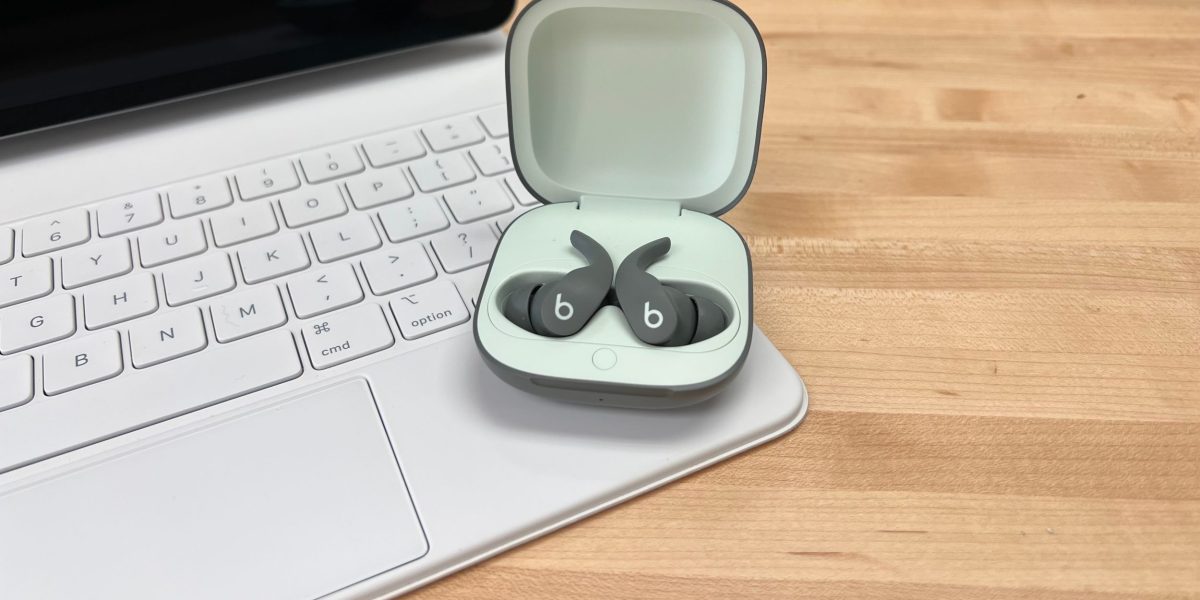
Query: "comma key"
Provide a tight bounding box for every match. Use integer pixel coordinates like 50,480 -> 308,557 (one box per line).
301,304 -> 394,370
388,280 -> 469,340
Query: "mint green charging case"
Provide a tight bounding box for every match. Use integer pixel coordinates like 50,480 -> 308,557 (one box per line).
474,0 -> 767,409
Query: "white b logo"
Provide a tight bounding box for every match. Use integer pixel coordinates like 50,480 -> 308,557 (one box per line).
643,302 -> 663,329
554,293 -> 574,321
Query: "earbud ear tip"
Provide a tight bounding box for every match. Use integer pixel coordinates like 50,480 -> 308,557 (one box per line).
663,286 -> 698,347
690,295 -> 728,343
501,283 -> 540,333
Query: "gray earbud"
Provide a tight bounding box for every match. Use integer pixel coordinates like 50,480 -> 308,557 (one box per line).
502,230 -> 613,337
503,232 -> 728,346
613,237 -> 728,347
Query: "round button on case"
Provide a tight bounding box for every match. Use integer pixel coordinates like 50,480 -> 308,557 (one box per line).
475,0 -> 767,409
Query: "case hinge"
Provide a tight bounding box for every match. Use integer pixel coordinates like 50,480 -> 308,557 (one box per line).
578,195 -> 683,217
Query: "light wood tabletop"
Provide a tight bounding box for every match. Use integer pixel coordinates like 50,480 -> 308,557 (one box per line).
413,0 -> 1200,597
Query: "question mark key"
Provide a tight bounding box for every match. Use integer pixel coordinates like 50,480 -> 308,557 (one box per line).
430,223 -> 498,273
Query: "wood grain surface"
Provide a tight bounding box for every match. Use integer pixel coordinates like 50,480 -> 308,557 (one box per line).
412,1 -> 1200,597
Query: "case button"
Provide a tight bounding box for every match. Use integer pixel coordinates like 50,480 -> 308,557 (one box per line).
592,348 -> 617,370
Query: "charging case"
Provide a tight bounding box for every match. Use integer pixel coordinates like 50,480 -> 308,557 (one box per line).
474,0 -> 767,409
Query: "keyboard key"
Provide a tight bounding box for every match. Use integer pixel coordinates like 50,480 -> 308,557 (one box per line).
409,154 -> 476,193
377,196 -> 449,243
430,223 -> 497,273
299,145 -> 365,184
422,116 -> 485,152
477,106 -> 509,138
237,234 -> 310,284
389,280 -> 469,340
361,131 -> 426,168
496,211 -> 522,233
83,273 -> 159,330
22,210 -> 90,257
43,330 -> 123,396
0,330 -> 302,473
455,265 -> 489,309
302,304 -> 394,370
278,185 -> 347,228
162,253 -> 236,306
443,180 -> 513,224
210,285 -> 287,343
210,202 -> 279,247
504,176 -> 541,206
468,142 -> 514,176
360,244 -> 436,295
308,215 -> 381,263
61,238 -> 133,289
0,228 -> 13,265
129,308 -> 207,368
138,220 -> 207,267
0,257 -> 54,309
0,355 -> 34,412
233,159 -> 301,200
165,175 -> 234,218
346,168 -> 414,209
0,294 -> 75,354
287,263 -> 363,319
96,191 -> 163,237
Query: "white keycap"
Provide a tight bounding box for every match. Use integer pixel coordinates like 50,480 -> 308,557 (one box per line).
165,175 -> 234,218
504,176 -> 541,206
83,272 -> 158,330
468,142 -> 514,176
299,145 -> 365,184
389,280 -> 469,340
61,238 -> 133,289
287,264 -> 363,319
0,257 -> 53,309
360,244 -> 436,296
443,180 -> 513,224
138,220 -> 207,267
162,253 -> 236,306
478,106 -> 509,138
455,265 -> 489,309
421,117 -> 485,152
129,308 -> 207,368
237,234 -> 310,284
278,185 -> 347,228
42,330 -> 123,396
233,160 -> 301,201
96,191 -> 163,237
302,304 -> 394,370
0,294 -> 75,354
377,196 -> 449,243
210,203 -> 279,247
22,210 -> 91,257
361,131 -> 426,168
496,211 -> 522,233
0,228 -> 13,265
308,215 -> 381,263
0,355 -> 34,412
409,154 -> 476,193
0,330 -> 301,472
430,223 -> 498,273
210,285 -> 287,343
346,168 -> 414,209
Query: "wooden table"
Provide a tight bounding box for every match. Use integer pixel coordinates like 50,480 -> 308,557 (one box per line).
414,1 -> 1200,597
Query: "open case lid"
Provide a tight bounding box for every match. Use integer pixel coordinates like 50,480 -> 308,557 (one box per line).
507,0 -> 767,215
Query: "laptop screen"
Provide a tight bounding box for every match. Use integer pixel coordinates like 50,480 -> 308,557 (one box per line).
0,0 -> 515,138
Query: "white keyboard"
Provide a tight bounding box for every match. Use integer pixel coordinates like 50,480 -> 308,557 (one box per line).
0,105 -> 539,473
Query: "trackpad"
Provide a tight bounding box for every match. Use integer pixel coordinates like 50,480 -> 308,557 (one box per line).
0,379 -> 426,600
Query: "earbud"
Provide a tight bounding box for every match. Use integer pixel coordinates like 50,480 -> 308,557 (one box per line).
502,231 -> 728,346
502,230 -> 613,337
613,238 -> 727,347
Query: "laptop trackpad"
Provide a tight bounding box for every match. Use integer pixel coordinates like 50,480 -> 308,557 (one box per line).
0,379 -> 426,600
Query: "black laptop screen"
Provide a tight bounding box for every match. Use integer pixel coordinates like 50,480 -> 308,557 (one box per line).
0,0 -> 515,138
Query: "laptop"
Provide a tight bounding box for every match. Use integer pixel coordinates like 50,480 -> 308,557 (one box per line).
0,2 -> 809,598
